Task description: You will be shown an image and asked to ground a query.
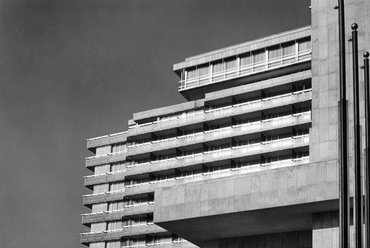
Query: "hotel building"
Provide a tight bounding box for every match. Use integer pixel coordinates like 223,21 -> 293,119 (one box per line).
80,1 -> 370,247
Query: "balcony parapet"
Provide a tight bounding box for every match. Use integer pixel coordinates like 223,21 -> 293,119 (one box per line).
83,185 -> 154,205
121,240 -> 197,248
127,89 -> 312,138
125,156 -> 309,192
87,131 -> 128,151
83,190 -> 126,206
127,111 -> 311,157
84,150 -> 309,206
126,135 -> 309,177
84,170 -> 126,187
80,224 -> 167,244
204,70 -> 312,102
133,99 -> 205,123
82,202 -> 154,224
157,157 -> 309,188
85,151 -> 126,168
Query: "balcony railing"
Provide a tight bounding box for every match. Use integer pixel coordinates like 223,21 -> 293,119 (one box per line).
83,154 -> 309,205
81,202 -> 154,224
127,134 -> 309,170
126,111 -> 311,158
84,169 -> 126,186
87,131 -> 128,149
121,241 -> 186,248
80,224 -> 167,243
178,48 -> 311,91
84,133 -> 309,204
127,89 -> 312,138
121,240 -> 188,248
85,150 -> 127,168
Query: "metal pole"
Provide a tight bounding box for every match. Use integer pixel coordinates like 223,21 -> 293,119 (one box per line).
364,51 -> 370,248
338,0 -> 350,247
352,23 -> 362,248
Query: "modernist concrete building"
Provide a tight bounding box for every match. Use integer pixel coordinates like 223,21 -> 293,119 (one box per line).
81,1 -> 370,247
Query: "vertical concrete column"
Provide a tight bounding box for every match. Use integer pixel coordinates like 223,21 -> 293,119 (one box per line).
313,211 -> 359,248
310,0 -> 370,163
312,212 -> 340,248
310,0 -> 340,163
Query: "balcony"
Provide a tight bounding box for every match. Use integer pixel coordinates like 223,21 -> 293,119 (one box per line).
84,170 -> 126,187
84,136 -> 309,206
85,151 -> 126,169
121,241 -> 197,248
127,89 -> 312,138
126,134 -> 309,177
80,225 -> 167,244
82,203 -> 155,225
125,156 -> 309,193
83,190 -> 126,206
127,111 -> 311,158
83,186 -> 155,206
87,131 -> 127,152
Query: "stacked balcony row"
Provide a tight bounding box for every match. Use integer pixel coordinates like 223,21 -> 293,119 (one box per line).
84,87 -> 311,173
127,111 -> 311,158
127,88 -> 311,139
83,134 -> 309,205
84,111 -> 311,188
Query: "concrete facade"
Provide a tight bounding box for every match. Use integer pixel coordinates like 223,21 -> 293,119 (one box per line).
81,1 -> 370,247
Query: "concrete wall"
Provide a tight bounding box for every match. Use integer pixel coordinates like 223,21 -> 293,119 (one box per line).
312,211 -> 339,248
154,161 -> 339,246
310,0 -> 370,163
154,160 -> 338,223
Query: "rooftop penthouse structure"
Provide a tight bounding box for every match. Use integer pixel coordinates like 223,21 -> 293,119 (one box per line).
81,1 -> 370,247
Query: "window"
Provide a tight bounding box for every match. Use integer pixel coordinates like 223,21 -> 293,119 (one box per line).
93,184 -> 109,194
212,60 -> 223,73
110,162 -> 125,172
111,143 -> 125,153
240,52 -> 252,66
298,38 -> 311,52
252,49 -> 265,63
268,45 -> 281,60
108,201 -> 124,211
282,41 -> 295,56
187,67 -> 197,79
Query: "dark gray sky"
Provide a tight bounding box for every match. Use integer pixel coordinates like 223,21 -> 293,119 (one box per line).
0,0 -> 310,247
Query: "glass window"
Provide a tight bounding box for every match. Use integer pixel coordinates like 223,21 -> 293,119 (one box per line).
111,143 -> 126,153
268,45 -> 281,59
197,64 -> 209,76
225,57 -> 237,70
282,41 -> 295,56
240,52 -> 252,66
187,67 -> 197,79
298,37 -> 311,52
212,60 -> 223,73
252,49 -> 265,63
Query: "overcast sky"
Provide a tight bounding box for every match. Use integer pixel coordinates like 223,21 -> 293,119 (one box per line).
0,0 -> 310,247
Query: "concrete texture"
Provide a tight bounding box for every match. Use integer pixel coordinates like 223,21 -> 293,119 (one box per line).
310,0 -> 370,163
154,160 -> 338,247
